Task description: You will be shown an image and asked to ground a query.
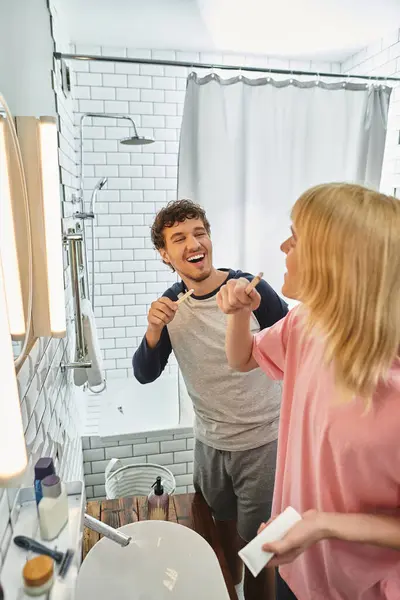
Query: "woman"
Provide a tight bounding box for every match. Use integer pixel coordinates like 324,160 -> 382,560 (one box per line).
217,183 -> 400,600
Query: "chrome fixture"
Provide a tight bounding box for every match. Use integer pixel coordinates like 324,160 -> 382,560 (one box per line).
78,112 -> 154,201
84,514 -> 132,547
73,211 -> 94,220
74,177 -> 108,306
120,134 -> 154,146
61,229 -> 92,370
55,50 -> 400,83
60,361 -> 91,373
90,176 -> 108,213
76,114 -> 154,307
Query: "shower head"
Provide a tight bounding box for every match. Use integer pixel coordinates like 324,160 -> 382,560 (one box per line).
96,177 -> 108,190
79,114 -> 155,196
120,135 -> 154,146
90,178 -> 108,214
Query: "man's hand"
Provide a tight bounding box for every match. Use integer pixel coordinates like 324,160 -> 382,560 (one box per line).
217,277 -> 261,314
146,297 -> 177,348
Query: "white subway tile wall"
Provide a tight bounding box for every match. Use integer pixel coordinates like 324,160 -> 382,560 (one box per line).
72,45 -> 343,379
0,0 -> 83,573
82,432 -> 195,500
74,54 -> 179,380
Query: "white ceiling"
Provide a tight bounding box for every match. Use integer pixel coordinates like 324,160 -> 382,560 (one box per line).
63,0 -> 400,62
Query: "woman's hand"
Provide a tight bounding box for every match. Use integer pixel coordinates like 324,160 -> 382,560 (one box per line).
258,509 -> 400,568
217,277 -> 261,314
259,510 -> 328,567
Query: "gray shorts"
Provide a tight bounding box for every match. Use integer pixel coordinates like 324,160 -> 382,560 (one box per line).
193,438 -> 277,542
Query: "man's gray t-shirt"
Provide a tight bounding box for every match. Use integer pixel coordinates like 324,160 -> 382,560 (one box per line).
133,269 -> 288,451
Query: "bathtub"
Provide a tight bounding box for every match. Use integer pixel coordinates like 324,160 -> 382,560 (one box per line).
79,372 -> 196,499
79,372 -> 194,441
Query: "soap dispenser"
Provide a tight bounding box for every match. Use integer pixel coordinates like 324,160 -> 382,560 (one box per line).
147,477 -> 169,521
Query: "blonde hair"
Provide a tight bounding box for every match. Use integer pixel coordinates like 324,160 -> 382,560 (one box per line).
292,182 -> 400,400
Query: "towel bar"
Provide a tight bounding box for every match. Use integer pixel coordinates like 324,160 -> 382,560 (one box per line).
60,361 -> 91,373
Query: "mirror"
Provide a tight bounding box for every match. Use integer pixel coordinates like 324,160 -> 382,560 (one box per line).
0,93 -> 32,367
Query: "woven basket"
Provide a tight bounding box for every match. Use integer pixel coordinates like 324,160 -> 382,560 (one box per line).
105,458 -> 176,500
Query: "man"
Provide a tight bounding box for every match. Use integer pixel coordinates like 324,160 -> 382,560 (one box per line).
133,199 -> 288,600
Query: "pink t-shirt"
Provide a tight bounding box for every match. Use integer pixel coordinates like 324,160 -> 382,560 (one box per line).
253,307 -> 400,600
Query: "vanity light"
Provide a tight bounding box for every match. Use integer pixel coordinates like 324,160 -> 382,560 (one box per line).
17,116 -> 66,338
0,257 -> 27,484
0,116 -> 25,337
38,117 -> 66,336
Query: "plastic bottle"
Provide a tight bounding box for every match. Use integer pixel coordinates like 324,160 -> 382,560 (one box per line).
34,458 -> 55,506
147,476 -> 169,520
38,475 -> 68,540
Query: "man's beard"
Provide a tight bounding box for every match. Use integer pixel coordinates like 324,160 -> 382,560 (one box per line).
178,266 -> 212,283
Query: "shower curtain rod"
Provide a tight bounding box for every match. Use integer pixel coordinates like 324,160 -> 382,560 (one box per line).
54,51 -> 400,82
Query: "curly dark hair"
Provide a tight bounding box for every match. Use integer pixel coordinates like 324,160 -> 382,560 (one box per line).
151,199 -> 211,250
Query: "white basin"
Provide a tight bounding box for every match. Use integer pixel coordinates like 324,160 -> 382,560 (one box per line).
75,520 -> 231,600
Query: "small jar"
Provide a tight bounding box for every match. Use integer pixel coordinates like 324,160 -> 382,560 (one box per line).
23,556 -> 54,596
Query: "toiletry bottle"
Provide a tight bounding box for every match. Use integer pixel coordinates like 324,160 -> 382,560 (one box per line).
34,458 -> 55,506
147,476 -> 169,521
38,475 -> 68,541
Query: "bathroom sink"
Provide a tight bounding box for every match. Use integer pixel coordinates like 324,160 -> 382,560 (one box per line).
75,520 -> 231,600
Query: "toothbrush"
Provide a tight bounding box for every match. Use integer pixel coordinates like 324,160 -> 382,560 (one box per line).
176,288 -> 194,305
245,272 -> 263,295
13,535 -> 74,578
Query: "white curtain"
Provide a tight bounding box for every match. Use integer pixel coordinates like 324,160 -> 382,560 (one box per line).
178,74 -> 391,298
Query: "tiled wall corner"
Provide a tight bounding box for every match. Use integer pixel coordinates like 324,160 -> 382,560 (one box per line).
340,28 -> 400,196
82,430 -> 195,500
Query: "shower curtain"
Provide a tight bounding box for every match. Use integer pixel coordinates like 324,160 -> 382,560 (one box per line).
177,73 -> 391,297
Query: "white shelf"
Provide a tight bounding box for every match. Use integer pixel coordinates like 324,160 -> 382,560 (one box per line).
1,481 -> 85,600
